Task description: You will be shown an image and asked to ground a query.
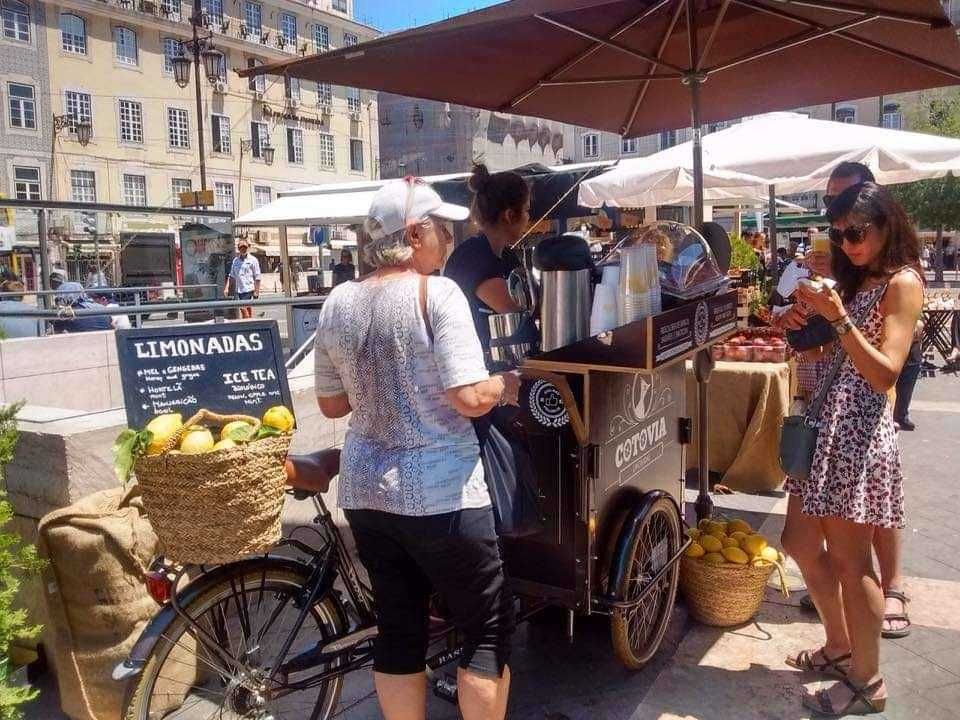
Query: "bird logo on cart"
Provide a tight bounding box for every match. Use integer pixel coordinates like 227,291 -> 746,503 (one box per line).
528,380 -> 570,429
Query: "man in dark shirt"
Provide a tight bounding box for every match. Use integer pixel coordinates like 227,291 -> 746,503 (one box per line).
331,249 -> 357,287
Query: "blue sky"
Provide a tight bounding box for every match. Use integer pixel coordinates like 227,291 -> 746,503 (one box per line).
354,1 -> 501,31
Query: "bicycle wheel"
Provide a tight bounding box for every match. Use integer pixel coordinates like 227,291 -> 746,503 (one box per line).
610,496 -> 682,669
124,565 -> 348,720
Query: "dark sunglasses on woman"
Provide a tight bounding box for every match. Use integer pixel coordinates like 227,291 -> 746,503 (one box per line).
829,223 -> 872,247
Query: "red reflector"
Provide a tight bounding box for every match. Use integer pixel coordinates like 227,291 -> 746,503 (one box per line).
145,570 -> 173,604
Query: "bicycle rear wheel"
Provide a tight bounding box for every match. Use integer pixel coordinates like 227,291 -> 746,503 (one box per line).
124,565 -> 347,720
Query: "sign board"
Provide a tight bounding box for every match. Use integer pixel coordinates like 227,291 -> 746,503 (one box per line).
650,292 -> 738,365
0,226 -> 14,253
115,321 -> 293,429
179,190 -> 215,208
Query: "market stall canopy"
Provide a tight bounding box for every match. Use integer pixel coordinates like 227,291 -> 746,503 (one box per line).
239,1 -> 960,139
234,185 -> 379,226
579,112 -> 960,207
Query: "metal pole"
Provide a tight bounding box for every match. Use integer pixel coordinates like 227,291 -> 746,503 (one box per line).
768,184 -> 779,283
279,224 -> 294,343
693,349 -> 714,522
37,209 -> 52,310
192,0 -> 207,193
686,0 -> 704,230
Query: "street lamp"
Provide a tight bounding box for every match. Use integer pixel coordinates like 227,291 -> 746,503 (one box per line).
53,114 -> 92,147
172,52 -> 191,88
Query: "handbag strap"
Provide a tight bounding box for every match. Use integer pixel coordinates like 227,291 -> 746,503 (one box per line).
806,282 -> 887,422
419,274 -> 433,343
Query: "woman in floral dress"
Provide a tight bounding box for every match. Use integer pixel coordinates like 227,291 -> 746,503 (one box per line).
779,183 -> 923,716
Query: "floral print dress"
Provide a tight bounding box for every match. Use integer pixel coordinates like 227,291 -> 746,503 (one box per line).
785,280 -> 905,529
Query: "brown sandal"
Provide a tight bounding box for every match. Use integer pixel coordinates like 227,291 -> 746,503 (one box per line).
785,648 -> 851,678
802,677 -> 887,716
881,589 -> 911,639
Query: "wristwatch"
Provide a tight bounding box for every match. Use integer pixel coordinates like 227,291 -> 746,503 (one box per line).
831,315 -> 854,336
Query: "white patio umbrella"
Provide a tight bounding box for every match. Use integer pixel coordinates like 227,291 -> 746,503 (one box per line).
579,112 -> 960,208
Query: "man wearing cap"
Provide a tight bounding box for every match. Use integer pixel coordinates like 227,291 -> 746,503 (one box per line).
224,239 -> 261,319
314,177 -> 520,720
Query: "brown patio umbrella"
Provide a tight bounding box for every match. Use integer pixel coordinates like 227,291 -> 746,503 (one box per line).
241,0 -> 960,518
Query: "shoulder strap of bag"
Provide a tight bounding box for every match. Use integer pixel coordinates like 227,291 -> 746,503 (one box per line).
806,282 -> 887,422
419,274 -> 433,342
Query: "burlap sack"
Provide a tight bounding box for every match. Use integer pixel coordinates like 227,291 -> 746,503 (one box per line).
38,485 -> 195,720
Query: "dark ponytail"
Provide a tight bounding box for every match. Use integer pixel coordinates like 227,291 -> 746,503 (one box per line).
468,163 -> 529,228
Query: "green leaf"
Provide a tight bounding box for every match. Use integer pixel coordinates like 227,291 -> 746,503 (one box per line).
255,425 -> 283,440
226,424 -> 256,443
112,429 -> 152,484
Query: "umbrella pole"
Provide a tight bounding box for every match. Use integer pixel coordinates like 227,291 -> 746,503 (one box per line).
768,184 -> 779,284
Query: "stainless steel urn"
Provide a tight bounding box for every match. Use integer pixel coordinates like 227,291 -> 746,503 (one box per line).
540,269 -> 591,352
488,312 -> 533,367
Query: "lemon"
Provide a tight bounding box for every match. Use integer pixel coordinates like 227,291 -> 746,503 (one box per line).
721,546 -> 749,565
698,518 -> 712,532
212,438 -> 236,452
179,427 -> 215,454
722,536 -> 740,549
221,420 -> 253,442
685,542 -> 706,558
703,552 -> 726,566
727,519 -> 753,535
685,527 -> 701,541
699,534 -> 723,554
705,522 -> 728,539
759,546 -> 779,563
741,534 -> 768,559
729,531 -> 748,543
145,413 -> 183,455
262,405 -> 295,432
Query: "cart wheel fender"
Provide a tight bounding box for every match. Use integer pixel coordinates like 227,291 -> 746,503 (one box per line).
113,555 -> 320,682
605,490 -> 681,602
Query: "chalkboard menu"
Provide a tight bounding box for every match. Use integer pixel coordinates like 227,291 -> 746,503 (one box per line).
116,321 -> 293,429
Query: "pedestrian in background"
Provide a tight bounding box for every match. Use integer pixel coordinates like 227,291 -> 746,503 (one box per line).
781,183 -> 923,716
224,238 -> 261,319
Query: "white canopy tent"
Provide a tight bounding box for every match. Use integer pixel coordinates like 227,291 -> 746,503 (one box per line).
579,112 -> 960,209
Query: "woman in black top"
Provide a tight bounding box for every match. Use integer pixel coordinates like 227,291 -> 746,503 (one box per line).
444,164 -> 530,355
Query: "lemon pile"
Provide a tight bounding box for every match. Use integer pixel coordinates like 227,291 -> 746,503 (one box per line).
144,406 -> 295,456
684,518 -> 784,568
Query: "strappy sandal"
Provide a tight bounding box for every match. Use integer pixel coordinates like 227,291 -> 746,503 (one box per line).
802,677 -> 887,716
882,589 -> 911,639
785,648 -> 851,678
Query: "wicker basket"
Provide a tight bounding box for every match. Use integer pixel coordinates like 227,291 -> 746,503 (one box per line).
680,556 -> 783,627
133,409 -> 290,565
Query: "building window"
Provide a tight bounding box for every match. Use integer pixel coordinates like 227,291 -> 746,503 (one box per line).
171,177 -> 192,201
250,120 -> 268,157
7,82 -> 36,129
13,166 -> 40,200
247,57 -> 265,94
343,32 -> 358,47
162,38 -> 182,74
114,26 -> 138,65
286,127 -> 303,164
122,174 -> 147,206
202,0 -> 223,31
582,133 -> 599,159
211,113 -> 230,153
65,90 -> 92,134
214,182 -> 234,212
314,23 -> 329,52
621,137 -> 638,154
882,102 -> 903,129
347,87 -> 361,115
350,138 -> 363,172
119,99 -> 144,143
835,105 -> 856,124
70,170 -> 96,203
243,2 -> 261,40
284,76 -> 300,102
253,185 -> 271,209
317,82 -> 332,109
318,132 -> 335,168
659,129 -> 677,149
332,0 -> 347,12
167,107 -> 189,149
2,0 -> 29,42
279,12 -> 296,45
60,13 -> 86,54
160,0 -> 180,22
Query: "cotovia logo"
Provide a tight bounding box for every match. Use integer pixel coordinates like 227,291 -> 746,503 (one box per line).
529,380 -> 569,428
694,301 -> 710,347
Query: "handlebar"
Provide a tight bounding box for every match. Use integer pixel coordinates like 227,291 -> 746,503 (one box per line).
285,449 -> 341,498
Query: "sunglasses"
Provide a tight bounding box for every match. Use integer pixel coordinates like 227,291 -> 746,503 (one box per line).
828,222 -> 872,247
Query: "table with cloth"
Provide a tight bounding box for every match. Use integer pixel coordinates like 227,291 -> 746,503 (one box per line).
684,360 -> 793,492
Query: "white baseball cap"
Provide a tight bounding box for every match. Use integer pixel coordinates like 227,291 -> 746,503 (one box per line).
364,178 -> 469,240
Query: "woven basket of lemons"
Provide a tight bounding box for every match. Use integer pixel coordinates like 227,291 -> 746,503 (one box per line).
679,518 -> 788,627
117,406 -> 296,565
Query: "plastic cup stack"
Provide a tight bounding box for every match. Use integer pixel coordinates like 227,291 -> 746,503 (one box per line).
619,244 -> 660,325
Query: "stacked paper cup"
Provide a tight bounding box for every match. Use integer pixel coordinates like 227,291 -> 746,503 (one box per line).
619,244 -> 661,325
589,265 -> 620,335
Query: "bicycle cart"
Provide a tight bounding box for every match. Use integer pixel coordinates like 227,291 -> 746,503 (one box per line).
114,291 -> 736,719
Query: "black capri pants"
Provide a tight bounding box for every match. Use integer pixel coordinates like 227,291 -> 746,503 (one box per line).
344,506 -> 514,678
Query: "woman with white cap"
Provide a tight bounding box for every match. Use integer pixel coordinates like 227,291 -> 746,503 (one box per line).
313,177 -> 520,720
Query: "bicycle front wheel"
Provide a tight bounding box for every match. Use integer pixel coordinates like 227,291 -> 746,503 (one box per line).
124,565 -> 347,720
